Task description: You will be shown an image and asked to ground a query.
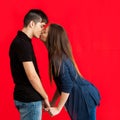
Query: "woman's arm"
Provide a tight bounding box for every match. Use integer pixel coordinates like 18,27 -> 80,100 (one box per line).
49,92 -> 70,116
51,89 -> 60,106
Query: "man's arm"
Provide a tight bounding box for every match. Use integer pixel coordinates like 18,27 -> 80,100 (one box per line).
23,61 -> 50,107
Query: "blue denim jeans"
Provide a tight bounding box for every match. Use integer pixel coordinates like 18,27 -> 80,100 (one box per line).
14,100 -> 42,120
89,107 -> 96,120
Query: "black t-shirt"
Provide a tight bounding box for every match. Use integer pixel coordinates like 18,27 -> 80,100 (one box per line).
9,31 -> 43,102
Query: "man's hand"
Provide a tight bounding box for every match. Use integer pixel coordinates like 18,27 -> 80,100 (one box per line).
43,98 -> 50,111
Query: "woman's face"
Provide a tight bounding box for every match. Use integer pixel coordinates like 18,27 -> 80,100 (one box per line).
40,26 -> 49,42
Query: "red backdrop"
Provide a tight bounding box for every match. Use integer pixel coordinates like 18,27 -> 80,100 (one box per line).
0,0 -> 120,120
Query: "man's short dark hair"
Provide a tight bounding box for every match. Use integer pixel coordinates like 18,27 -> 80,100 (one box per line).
24,9 -> 48,27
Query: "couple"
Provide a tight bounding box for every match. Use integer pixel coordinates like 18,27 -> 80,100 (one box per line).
9,9 -> 101,120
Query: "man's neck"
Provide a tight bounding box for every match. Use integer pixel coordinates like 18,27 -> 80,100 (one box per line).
21,27 -> 33,39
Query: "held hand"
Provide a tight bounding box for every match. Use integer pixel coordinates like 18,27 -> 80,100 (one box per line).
44,98 -> 50,107
50,101 -> 55,107
49,107 -> 61,117
43,98 -> 50,111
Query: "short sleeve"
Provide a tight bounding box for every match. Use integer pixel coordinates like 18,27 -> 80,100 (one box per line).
15,40 -> 32,62
59,60 -> 73,93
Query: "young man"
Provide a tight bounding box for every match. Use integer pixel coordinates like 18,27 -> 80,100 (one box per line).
9,9 -> 50,120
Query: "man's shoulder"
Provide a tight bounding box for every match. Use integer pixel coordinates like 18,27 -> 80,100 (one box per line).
10,37 -> 21,48
11,31 -> 21,43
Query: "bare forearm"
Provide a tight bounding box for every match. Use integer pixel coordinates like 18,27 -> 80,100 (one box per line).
57,92 -> 70,111
51,89 -> 60,106
29,75 -> 50,108
29,73 -> 48,99
48,92 -> 70,116
23,62 -> 48,99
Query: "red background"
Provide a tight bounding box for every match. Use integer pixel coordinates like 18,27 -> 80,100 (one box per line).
0,0 -> 120,120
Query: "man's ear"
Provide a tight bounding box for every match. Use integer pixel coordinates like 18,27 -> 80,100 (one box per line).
29,21 -> 35,28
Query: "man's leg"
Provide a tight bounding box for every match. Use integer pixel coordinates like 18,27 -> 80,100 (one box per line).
14,100 -> 42,120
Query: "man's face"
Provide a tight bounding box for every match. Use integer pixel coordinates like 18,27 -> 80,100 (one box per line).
33,21 -> 46,38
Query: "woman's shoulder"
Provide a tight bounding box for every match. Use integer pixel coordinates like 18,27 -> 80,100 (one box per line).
62,55 -> 72,65
61,55 -> 75,72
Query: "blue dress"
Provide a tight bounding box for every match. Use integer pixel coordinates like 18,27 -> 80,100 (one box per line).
53,57 -> 101,120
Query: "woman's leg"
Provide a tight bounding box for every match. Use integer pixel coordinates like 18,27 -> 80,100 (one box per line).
89,107 -> 96,120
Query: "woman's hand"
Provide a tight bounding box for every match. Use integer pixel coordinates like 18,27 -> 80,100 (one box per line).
49,107 -> 61,116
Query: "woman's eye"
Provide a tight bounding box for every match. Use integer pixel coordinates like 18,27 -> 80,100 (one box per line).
43,30 -> 46,33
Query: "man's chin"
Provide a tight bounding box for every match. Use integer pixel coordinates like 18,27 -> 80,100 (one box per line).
37,35 -> 41,39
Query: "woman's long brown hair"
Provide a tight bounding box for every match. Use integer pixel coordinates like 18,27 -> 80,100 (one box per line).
46,24 -> 82,81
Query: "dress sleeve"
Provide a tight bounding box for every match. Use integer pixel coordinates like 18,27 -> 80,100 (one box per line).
59,60 -> 73,93
15,40 -> 32,62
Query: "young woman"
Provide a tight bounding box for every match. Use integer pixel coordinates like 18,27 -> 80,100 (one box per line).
40,23 -> 101,120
